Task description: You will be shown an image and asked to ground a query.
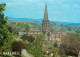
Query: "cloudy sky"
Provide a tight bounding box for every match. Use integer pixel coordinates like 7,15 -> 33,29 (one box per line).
1,0 -> 80,23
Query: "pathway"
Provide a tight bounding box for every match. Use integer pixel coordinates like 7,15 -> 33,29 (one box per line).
22,49 -> 31,57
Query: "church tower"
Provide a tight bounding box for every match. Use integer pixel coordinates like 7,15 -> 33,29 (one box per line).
42,3 -> 49,34
42,3 -> 52,41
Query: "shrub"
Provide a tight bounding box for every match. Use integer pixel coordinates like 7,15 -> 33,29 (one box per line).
51,47 -> 59,54
11,41 -> 26,57
54,42 -> 58,47
61,54 -> 67,57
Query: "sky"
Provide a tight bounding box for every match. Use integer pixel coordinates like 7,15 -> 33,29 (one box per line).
0,0 -> 80,23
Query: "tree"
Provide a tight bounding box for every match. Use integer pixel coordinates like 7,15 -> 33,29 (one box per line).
7,25 -> 12,33
25,23 -> 30,31
51,47 -> 59,54
21,34 -> 35,43
28,34 -> 45,57
0,4 -> 6,25
60,33 -> 80,56
11,41 -> 26,57
0,3 -> 6,13
0,3 -> 12,47
54,42 -> 58,47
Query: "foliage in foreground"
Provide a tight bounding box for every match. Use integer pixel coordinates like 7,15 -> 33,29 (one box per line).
60,33 -> 80,56
11,41 -> 27,57
0,3 -> 13,47
27,34 -> 45,57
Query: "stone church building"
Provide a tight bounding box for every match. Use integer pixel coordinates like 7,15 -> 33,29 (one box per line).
27,3 -> 66,42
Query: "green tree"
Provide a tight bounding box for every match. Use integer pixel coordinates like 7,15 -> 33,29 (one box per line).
51,47 -> 59,54
54,42 -> 58,47
21,34 -> 35,43
0,3 -> 6,13
0,3 -> 12,46
32,34 -> 45,57
28,34 -> 45,57
61,54 -> 67,57
25,23 -> 30,31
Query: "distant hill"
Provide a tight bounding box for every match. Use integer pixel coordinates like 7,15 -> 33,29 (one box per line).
8,17 -> 80,25
8,17 -> 43,22
56,21 -> 80,25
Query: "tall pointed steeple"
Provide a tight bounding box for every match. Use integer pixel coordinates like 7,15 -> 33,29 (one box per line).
42,3 -> 49,33
43,3 -> 49,21
42,3 -> 51,41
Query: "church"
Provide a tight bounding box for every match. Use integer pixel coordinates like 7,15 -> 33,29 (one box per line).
27,3 -> 66,42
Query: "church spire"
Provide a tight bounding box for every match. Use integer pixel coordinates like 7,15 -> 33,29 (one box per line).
43,3 -> 49,21
42,3 -> 49,32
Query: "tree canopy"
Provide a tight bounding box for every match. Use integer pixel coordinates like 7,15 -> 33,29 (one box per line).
21,34 -> 35,43
0,3 -> 12,47
27,34 -> 45,57
60,33 -> 80,56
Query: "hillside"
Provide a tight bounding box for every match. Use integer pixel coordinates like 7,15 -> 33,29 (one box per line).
7,19 -> 80,33
8,17 -> 80,25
